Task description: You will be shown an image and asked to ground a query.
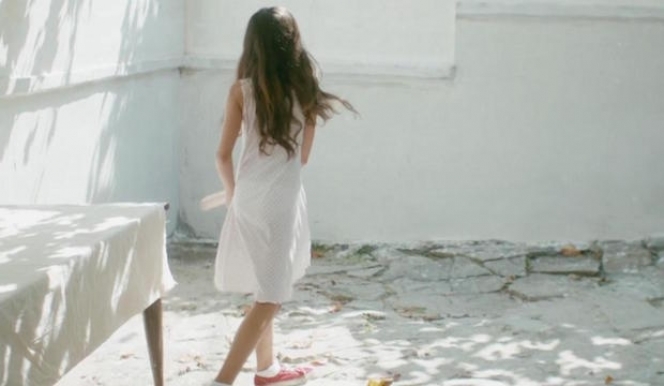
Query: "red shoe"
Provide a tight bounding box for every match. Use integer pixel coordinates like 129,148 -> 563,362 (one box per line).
254,366 -> 312,386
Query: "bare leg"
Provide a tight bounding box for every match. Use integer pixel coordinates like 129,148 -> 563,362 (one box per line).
255,320 -> 274,371
215,302 -> 281,384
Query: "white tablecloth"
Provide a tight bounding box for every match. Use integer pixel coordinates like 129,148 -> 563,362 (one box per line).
0,204 -> 176,386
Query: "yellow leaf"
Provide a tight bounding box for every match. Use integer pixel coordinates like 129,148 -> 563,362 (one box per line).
561,244 -> 582,256
367,373 -> 401,386
367,379 -> 393,386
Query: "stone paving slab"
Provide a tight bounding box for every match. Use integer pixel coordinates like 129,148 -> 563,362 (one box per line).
449,257 -> 493,278
57,242 -> 664,386
508,274 -> 598,301
420,240 -> 532,262
645,235 -> 664,252
600,241 -> 654,274
597,271 -> 664,302
590,293 -> 664,332
657,253 -> 664,269
483,256 -> 527,278
528,255 -> 601,276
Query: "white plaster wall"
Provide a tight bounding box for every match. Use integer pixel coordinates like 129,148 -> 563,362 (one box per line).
182,3 -> 664,242
180,0 -> 456,238
185,0 -> 455,78
0,0 -> 184,231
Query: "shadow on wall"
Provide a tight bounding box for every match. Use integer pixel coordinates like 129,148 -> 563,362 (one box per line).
0,0 -> 176,206
0,0 -> 83,94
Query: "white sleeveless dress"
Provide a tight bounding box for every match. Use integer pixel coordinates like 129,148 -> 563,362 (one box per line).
214,79 -> 311,303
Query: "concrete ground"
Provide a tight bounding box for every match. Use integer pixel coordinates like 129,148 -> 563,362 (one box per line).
57,241 -> 664,386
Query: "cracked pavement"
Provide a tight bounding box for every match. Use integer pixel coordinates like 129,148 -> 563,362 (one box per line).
58,240 -> 664,386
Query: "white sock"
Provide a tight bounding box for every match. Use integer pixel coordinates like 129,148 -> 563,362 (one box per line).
211,382 -> 232,386
256,359 -> 281,377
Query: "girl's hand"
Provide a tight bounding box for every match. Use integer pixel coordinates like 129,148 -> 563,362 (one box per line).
200,190 -> 227,211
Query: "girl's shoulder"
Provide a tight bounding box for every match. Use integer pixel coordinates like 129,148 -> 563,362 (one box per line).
235,78 -> 253,98
238,77 -> 252,88
227,80 -> 245,110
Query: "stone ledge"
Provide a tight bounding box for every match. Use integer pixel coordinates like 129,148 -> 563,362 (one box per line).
386,239 -> 659,278
169,237 -> 662,278
1,57 -> 183,99
458,0 -> 664,20
183,56 -> 457,81
529,255 -> 601,276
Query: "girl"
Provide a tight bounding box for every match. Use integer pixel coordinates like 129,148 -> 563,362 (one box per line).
211,7 -> 354,386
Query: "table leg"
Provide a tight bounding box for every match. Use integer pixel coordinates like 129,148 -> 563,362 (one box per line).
143,298 -> 164,386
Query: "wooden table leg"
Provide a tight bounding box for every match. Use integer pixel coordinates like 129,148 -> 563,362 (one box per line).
143,298 -> 164,386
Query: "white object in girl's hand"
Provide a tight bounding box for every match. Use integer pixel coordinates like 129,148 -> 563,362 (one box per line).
200,191 -> 227,211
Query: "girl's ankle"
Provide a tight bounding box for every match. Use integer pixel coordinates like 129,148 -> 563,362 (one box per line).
256,359 -> 280,377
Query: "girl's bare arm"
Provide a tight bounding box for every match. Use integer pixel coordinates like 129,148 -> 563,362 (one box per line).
216,81 -> 243,202
301,123 -> 315,165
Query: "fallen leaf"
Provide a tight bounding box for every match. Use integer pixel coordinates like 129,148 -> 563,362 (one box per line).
330,301 -> 343,313
367,379 -> 393,386
312,250 -> 325,259
119,353 -> 134,360
180,303 -> 198,311
561,244 -> 582,257
277,354 -> 295,363
396,306 -> 427,319
288,340 -> 313,349
363,312 -> 386,321
177,366 -> 192,376
329,294 -> 354,303
367,373 -> 401,386
193,355 -> 207,369
422,314 -> 442,322
605,375 -> 614,384
310,358 -> 328,366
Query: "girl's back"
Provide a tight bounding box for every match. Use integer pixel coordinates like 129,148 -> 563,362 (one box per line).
234,78 -> 306,196
215,77 -> 311,304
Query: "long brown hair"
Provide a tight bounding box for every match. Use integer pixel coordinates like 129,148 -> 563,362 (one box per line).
237,7 -> 355,158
